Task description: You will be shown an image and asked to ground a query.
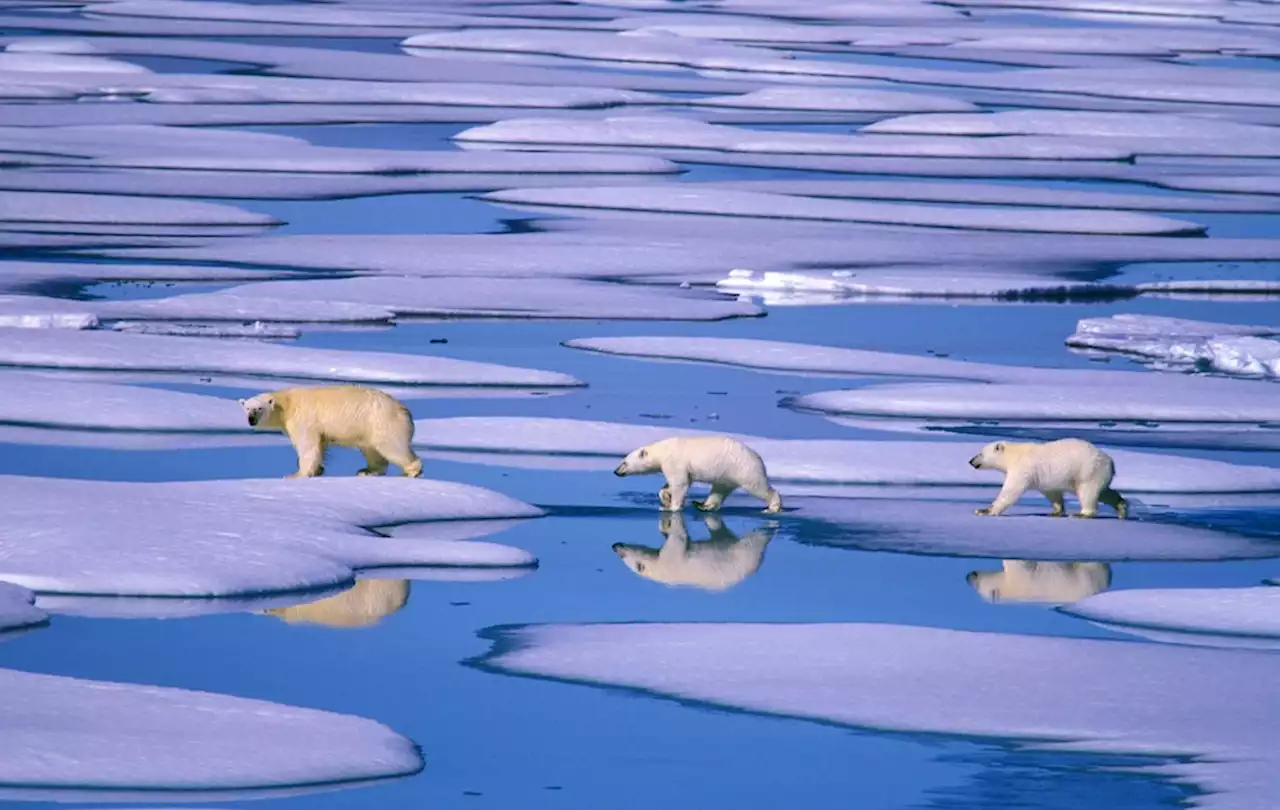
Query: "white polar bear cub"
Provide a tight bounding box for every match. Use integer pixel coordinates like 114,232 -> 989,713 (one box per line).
239,385 -> 423,479
612,513 -> 776,592
614,435 -> 783,513
967,560 -> 1111,605
969,438 -> 1127,519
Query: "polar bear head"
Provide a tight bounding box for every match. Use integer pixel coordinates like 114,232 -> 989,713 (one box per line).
969,441 -> 1010,472
238,392 -> 282,429
614,443 -> 661,477
611,542 -> 659,579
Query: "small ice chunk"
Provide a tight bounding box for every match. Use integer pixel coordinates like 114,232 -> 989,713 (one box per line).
0,582 -> 45,635
0,295 -> 99,330
111,321 -> 301,339
0,328 -> 581,388
1068,315 -> 1280,378
1063,587 -> 1280,647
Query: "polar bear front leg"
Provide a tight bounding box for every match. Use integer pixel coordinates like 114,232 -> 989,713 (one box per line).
1045,490 -> 1066,517
976,475 -> 1026,517
661,466 -> 690,512
287,428 -> 325,478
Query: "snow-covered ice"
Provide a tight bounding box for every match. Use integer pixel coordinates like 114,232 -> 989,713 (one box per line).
0,476 -> 541,597
413,417 -> 1280,494
0,582 -> 46,636
1067,315 -> 1280,379
1062,587 -> 1280,649
0,665 -> 421,799
480,621 -> 1280,809
220,276 -> 762,321
692,86 -> 978,114
0,374 -> 247,434
0,292 -> 393,327
0,260 -> 305,294
0,296 -> 99,329
481,186 -> 1205,235
0,191 -> 278,229
0,328 -> 581,388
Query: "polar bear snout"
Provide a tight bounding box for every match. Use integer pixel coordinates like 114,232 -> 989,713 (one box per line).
247,411 -> 261,427
968,454 -> 983,469
614,463 -> 628,476
611,542 -> 625,554
965,571 -> 979,585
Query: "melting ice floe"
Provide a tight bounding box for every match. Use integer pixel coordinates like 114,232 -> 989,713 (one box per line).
0,476 -> 540,597
412,417 -> 1280,496
0,260 -> 306,295
0,328 -> 581,388
0,666 -> 421,801
1061,587 -> 1280,650
1067,314 -> 1280,379
0,293 -> 393,328
691,86 -> 979,114
480,186 -> 1206,236
0,582 -> 45,635
0,191 -> 277,230
479,621 -> 1280,810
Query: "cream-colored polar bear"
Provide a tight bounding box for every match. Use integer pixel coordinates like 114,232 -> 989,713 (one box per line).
260,579 -> 410,628
614,435 -> 783,513
612,513 -> 776,592
239,385 -> 423,479
969,438 -> 1127,519
966,560 -> 1111,605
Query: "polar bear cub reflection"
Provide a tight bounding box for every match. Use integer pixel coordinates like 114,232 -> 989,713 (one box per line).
260,579 -> 410,628
612,513 -> 776,592
967,561 -> 1111,605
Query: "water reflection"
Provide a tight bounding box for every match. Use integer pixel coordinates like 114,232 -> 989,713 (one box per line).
611,513 -> 776,592
966,560 -> 1111,605
260,579 -> 409,629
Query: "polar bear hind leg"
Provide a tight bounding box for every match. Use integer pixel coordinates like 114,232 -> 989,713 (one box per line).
357,448 -> 389,477
1099,487 -> 1128,519
695,483 -> 736,512
376,439 -> 423,478
1045,490 -> 1066,517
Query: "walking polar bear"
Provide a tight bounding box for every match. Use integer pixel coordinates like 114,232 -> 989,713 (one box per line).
239,385 -> 423,479
966,560 -> 1112,605
611,513 -> 777,592
614,435 -> 783,513
969,438 -> 1127,519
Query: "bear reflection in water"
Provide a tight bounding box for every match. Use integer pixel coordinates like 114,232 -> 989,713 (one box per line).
966,560 -> 1111,605
611,512 -> 777,592
260,579 -> 410,628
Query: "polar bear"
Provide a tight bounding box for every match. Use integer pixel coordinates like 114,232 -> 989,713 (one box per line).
966,560 -> 1111,605
260,579 -> 410,628
968,438 -> 1127,519
613,435 -> 783,513
239,385 -> 423,479
612,513 -> 776,592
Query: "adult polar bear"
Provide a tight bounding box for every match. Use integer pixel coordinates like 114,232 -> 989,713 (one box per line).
239,385 -> 423,479
969,438 -> 1127,519
614,435 -> 783,513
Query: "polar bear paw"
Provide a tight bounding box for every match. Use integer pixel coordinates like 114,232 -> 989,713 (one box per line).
974,507 -> 992,516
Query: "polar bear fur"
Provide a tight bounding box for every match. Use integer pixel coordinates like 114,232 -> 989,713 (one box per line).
612,513 -> 776,592
239,385 -> 423,479
614,435 -> 782,513
967,560 -> 1111,605
260,579 -> 410,628
969,438 -> 1127,519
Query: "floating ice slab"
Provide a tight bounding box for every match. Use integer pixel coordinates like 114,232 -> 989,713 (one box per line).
0,373 -> 245,433
0,260 -> 305,294
0,582 -> 45,635
0,476 -> 541,597
1062,587 -> 1280,648
90,292 -> 395,326
0,51 -> 151,74
693,86 -> 978,113
222,276 -> 762,321
413,417 -> 1280,494
111,321 -> 301,340
482,186 -> 1205,235
717,267 -> 1132,303
457,116 -> 1134,160
701,179 -> 1280,213
1067,315 -> 1280,379
0,328 -> 581,388
864,110 -> 1280,141
0,296 -> 98,329
0,191 -> 277,228
788,498 -> 1276,561
0,666 -> 421,799
480,621 -> 1280,809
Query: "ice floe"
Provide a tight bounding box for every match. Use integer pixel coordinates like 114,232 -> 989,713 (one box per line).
1062,587 -> 1280,649
110,321 -> 302,340
1067,315 -> 1280,379
0,260 -> 306,295
0,292 -> 392,328
0,296 -> 99,330
691,86 -> 979,114
0,191 -> 277,230
0,328 -> 581,388
457,115 -> 1135,160
0,373 -> 246,434
221,276 -> 762,321
0,582 -> 46,636
481,186 -> 1206,235
0,665 -> 422,800
0,476 -> 541,597
413,416 -> 1280,495
480,621 -> 1280,809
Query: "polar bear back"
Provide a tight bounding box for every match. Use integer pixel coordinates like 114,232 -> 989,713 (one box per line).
1010,438 -> 1114,490
276,385 -> 412,446
652,435 -> 770,488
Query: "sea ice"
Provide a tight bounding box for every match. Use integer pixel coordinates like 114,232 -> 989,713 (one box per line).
0,582 -> 45,635
413,417 -> 1280,494
0,260 -> 306,294
0,191 -> 277,228
0,666 -> 422,799
481,186 -> 1205,235
1061,587 -> 1280,648
220,276 -> 763,321
692,86 -> 979,113
480,621 -> 1280,809
0,476 -> 541,597
1067,315 -> 1280,379
0,328 -> 582,388
0,296 -> 99,329
0,373 -> 246,433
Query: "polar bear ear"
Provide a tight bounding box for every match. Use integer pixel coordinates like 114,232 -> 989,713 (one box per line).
236,398 -> 247,406
994,442 -> 1005,452
638,448 -> 648,458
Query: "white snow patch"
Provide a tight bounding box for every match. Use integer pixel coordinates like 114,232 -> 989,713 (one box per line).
0,475 -> 541,597
1063,587 -> 1280,648
0,328 -> 582,388
693,86 -> 979,113
0,373 -> 246,433
483,621 -> 1280,810
0,666 -> 421,799
0,582 -> 45,635
481,186 -> 1205,235
1067,315 -> 1280,379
